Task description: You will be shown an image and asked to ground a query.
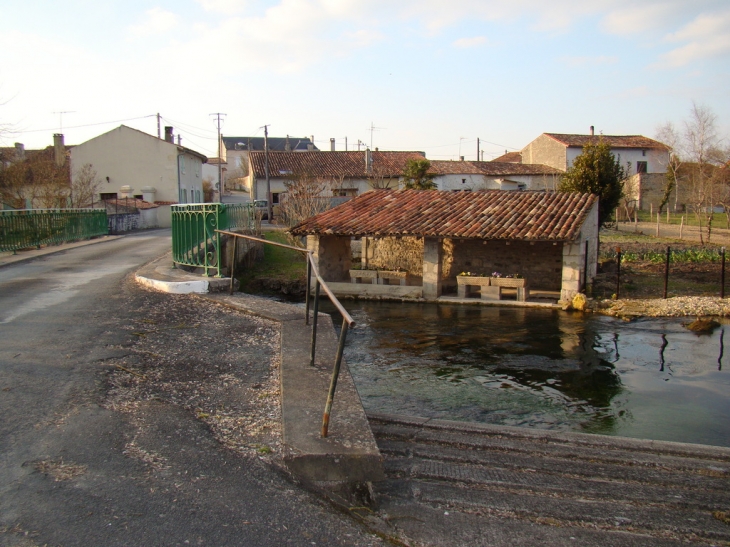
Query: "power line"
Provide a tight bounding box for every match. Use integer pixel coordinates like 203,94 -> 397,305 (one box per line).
161,116 -> 218,137
20,114 -> 157,134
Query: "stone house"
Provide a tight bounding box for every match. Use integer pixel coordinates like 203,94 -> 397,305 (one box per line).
241,149 -> 426,204
520,130 -> 671,212
290,189 -> 599,303
70,125 -> 207,213
220,135 -> 318,193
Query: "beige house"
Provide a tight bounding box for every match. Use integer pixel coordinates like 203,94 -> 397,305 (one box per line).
520,130 -> 671,211
70,125 -> 207,211
290,189 -> 599,304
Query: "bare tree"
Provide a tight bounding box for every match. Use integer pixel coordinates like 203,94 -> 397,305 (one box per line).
367,163 -> 399,190
68,163 -> 101,208
655,121 -> 682,212
278,169 -> 334,245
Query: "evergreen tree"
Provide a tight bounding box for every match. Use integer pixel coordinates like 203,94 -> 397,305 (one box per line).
558,139 -> 624,227
402,159 -> 437,190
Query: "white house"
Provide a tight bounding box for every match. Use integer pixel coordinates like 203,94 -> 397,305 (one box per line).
70,125 -> 207,209
520,130 -> 669,176
519,129 -> 671,211
428,160 -> 562,192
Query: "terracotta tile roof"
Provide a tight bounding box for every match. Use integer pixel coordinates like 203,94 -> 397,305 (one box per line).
290,189 -> 596,241
104,198 -> 159,210
544,133 -> 669,150
427,160 -> 560,176
249,150 -> 426,179
491,151 -> 522,163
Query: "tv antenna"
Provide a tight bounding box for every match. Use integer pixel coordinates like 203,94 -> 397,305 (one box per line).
367,121 -> 385,149
52,111 -> 75,133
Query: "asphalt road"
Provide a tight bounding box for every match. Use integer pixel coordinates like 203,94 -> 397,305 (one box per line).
0,231 -> 384,547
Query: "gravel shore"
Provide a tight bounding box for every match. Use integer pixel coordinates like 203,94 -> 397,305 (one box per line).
595,296 -> 730,318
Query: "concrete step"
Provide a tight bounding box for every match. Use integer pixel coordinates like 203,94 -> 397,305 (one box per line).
368,414 -> 730,546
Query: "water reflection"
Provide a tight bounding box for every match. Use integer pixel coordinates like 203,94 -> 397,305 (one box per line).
326,301 -> 730,447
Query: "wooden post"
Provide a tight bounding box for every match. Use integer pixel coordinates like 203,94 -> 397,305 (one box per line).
650,203 -> 653,223
667,209 -> 670,224
656,215 -> 660,237
663,246 -> 670,299
615,247 -> 621,300
680,216 -> 684,239
722,247 -> 726,299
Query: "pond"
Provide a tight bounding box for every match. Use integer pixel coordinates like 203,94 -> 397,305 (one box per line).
325,301 -> 730,448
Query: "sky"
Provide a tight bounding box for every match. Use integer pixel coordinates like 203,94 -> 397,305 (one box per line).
1,0 -> 729,161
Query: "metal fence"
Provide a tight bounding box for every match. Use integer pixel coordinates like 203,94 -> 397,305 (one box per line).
0,209 -> 108,253
171,203 -> 255,277
217,229 -> 355,438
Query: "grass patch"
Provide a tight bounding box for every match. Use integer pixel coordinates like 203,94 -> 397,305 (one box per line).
237,230 -> 307,295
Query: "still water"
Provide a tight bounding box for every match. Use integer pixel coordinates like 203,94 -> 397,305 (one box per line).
327,302 -> 730,448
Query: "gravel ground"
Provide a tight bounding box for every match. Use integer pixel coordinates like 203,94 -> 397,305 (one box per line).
104,284 -> 284,465
595,295 -> 730,318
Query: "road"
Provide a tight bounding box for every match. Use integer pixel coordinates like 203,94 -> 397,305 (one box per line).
0,231 -> 384,547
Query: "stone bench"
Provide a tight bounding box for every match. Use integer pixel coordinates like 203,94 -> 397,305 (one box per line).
377,270 -> 408,286
456,276 -> 528,302
349,269 -> 378,284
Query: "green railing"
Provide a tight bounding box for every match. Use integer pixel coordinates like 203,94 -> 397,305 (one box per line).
171,203 -> 255,277
0,209 -> 108,253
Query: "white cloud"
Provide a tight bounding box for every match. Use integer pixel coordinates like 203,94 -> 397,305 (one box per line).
128,7 -> 180,37
453,36 -> 487,49
600,3 -> 677,35
560,55 -> 618,67
195,0 -> 249,15
657,9 -> 730,66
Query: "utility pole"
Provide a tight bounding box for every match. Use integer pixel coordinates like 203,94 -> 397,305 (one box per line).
262,124 -> 272,221
345,136 -> 348,151
477,138 -> 480,161
157,113 -> 161,139
210,113 -> 226,203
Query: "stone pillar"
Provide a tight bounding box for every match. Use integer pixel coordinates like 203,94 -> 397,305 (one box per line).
561,240 -> 581,302
422,237 -> 443,300
307,235 -> 351,283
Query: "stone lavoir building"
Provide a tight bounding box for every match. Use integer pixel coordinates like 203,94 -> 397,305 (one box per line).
290,189 -> 599,304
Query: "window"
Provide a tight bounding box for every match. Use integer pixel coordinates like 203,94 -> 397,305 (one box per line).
462,178 -> 466,184
637,161 -> 648,174
272,192 -> 280,204
100,192 -> 117,201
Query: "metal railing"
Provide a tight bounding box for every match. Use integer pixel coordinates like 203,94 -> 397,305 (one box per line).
217,230 -> 355,438
171,203 -> 255,277
0,208 -> 108,253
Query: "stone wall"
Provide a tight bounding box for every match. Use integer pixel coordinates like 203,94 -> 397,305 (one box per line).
521,135 -> 567,171
308,235 -> 352,282
365,236 -> 424,275
561,202 -> 599,302
446,239 -> 563,291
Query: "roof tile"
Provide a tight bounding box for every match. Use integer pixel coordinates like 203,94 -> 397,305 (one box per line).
290,189 -> 596,241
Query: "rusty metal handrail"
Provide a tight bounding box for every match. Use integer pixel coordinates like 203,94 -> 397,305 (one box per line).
216,230 -> 354,437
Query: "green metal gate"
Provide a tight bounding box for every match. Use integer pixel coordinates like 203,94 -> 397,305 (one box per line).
171,203 -> 254,277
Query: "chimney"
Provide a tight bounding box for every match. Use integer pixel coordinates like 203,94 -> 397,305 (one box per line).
285,135 -> 291,152
307,143 -> 314,151
330,138 -> 335,151
590,126 -> 595,136
14,142 -> 25,161
53,134 -> 65,166
177,135 -> 182,146
460,156 -> 464,161
365,148 -> 373,173
164,126 -> 174,143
